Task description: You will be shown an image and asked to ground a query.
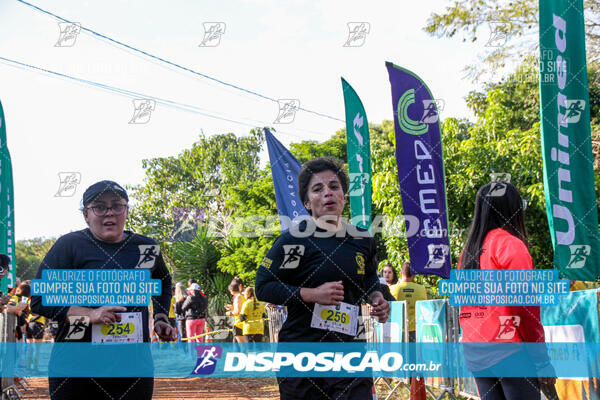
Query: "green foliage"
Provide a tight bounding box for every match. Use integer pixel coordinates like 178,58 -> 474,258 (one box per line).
289,130 -> 347,163
424,0 -> 600,80
218,169 -> 279,283
170,225 -> 231,315
16,238 -> 56,281
126,129 -> 263,241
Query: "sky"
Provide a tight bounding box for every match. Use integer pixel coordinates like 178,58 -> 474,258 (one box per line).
0,0 -> 491,240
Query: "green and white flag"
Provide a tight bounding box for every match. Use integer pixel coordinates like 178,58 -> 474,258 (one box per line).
539,0 -> 600,280
341,78 -> 371,230
0,100 -> 16,293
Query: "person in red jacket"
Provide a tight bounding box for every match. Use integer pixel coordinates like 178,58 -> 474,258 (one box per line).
459,181 -> 555,399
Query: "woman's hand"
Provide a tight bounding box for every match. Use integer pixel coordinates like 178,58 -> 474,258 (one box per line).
153,313 -> 176,342
368,291 -> 390,323
301,281 -> 344,305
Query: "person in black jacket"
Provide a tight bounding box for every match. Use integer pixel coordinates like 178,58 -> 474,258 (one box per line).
182,283 -> 208,342
256,157 -> 389,400
30,180 -> 174,400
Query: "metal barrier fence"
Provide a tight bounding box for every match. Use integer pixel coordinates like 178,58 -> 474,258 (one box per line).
1,310 -> 19,397
266,306 -> 286,342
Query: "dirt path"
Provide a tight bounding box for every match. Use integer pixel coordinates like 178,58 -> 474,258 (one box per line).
17,377 -> 414,399
19,377 -> 280,399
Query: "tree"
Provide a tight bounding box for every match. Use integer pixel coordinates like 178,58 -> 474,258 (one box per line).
424,0 -> 600,80
126,129 -> 263,242
127,129 -> 264,313
15,238 -> 56,281
217,168 -> 279,284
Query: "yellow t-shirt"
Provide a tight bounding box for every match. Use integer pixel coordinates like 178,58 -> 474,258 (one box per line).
389,281 -> 427,332
232,294 -> 246,329
26,298 -> 46,326
168,296 -> 176,319
240,299 -> 266,335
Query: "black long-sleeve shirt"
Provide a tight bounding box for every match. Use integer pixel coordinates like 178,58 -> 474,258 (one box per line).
255,221 -> 380,342
30,229 -> 172,343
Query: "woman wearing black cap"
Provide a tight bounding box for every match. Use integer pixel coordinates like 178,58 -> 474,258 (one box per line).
31,180 -> 174,400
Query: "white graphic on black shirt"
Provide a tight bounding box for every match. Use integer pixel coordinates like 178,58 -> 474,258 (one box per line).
280,245 -> 305,269
65,316 -> 89,340
137,245 -> 160,268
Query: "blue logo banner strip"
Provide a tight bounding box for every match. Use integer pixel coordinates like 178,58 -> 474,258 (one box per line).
1,342 -> 598,378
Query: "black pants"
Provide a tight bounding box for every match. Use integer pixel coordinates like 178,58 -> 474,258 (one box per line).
277,377 -> 373,400
48,377 -> 153,400
472,350 -> 541,400
244,334 -> 263,342
474,377 -> 540,400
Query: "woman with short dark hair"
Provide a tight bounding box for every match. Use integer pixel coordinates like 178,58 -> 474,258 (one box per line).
256,157 -> 389,400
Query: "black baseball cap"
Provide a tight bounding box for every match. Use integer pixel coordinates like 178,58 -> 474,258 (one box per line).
82,180 -> 129,206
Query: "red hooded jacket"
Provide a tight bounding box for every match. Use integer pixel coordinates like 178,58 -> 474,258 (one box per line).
459,228 -> 546,344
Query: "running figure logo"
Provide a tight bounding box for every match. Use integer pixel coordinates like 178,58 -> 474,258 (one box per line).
495,316 -> 521,340
420,100 -> 444,124
280,245 -> 305,269
274,99 -> 300,124
55,22 -> 81,47
343,22 -> 370,47
424,244 -> 448,269
55,172 -> 82,197
490,172 -> 511,183
566,245 -> 590,269
199,22 -> 226,47
191,345 -> 223,375
137,245 -> 160,269
129,99 -> 156,124
487,181 -> 507,197
65,316 -> 89,340
485,22 -> 508,47
348,173 -> 369,197
561,100 -> 586,124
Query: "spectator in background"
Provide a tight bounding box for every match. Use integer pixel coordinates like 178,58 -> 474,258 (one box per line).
0,254 -> 11,312
389,262 -> 427,342
0,253 -> 9,280
389,263 -> 428,399
168,287 -> 176,329
240,287 -> 265,343
380,264 -> 399,286
182,283 -> 208,343
458,181 -> 555,399
174,282 -> 187,342
225,278 -> 246,343
7,281 -> 30,341
187,279 -> 196,294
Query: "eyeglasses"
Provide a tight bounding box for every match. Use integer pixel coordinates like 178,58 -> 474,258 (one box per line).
86,204 -> 128,216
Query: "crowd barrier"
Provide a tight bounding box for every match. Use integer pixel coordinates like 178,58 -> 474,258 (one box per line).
266,306 -> 287,343
1,310 -> 21,398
